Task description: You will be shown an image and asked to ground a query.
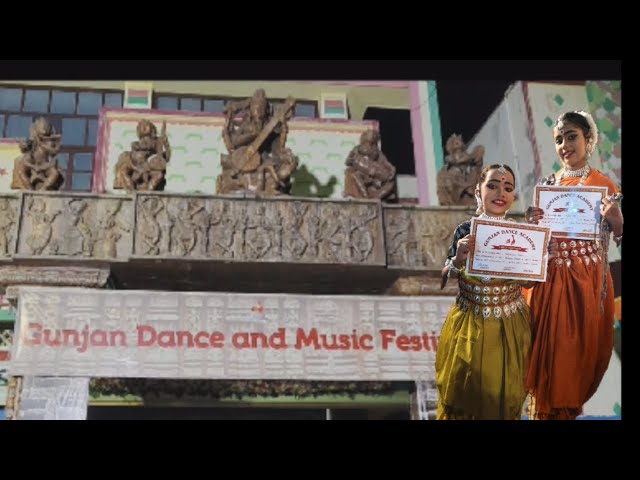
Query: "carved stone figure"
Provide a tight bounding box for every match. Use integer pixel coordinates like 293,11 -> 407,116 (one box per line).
0,198 -> 16,255
25,197 -> 62,255
436,133 -> 484,206
64,198 -> 92,256
93,200 -> 129,258
343,130 -> 396,202
114,119 -> 171,192
11,117 -> 64,191
216,89 -> 299,196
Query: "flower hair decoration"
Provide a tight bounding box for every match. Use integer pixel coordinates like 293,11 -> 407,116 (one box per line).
575,110 -> 599,152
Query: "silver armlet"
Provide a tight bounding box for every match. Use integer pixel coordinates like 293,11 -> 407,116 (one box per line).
446,258 -> 464,278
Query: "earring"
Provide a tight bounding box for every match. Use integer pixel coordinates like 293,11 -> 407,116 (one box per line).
586,142 -> 593,158
475,191 -> 483,215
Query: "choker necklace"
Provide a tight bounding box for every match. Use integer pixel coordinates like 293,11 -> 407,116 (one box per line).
559,163 -> 591,186
478,213 -> 506,220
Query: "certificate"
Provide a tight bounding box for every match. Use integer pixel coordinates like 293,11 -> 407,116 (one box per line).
534,185 -> 607,240
467,219 -> 551,282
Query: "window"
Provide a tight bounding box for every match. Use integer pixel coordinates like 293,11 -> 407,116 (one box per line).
0,84 -> 123,192
203,99 -> 225,113
153,93 -> 318,118
0,88 -> 22,111
180,98 -> 202,112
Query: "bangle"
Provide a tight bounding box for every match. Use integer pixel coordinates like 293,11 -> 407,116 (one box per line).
613,233 -> 622,246
447,259 -> 464,276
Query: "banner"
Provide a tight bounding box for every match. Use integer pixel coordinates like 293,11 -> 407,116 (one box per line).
17,377 -> 90,420
10,287 -> 452,381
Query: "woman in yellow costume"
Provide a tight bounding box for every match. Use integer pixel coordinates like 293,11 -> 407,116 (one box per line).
436,163 -> 535,420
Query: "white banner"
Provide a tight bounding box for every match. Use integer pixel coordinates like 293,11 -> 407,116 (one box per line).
18,376 -> 89,420
10,287 -> 452,381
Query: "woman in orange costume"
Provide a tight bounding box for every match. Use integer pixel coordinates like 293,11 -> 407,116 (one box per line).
525,110 -> 623,420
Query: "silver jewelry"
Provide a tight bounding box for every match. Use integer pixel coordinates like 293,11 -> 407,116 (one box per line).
478,212 -> 506,221
475,191 -> 483,215
561,164 -> 590,178
607,192 -> 623,203
613,234 -> 622,246
560,163 -> 591,186
446,258 -> 464,279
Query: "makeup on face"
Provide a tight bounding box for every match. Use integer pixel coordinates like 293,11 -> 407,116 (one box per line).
553,124 -> 588,169
481,169 -> 515,216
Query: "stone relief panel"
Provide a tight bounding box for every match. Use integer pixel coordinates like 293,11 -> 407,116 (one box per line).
133,194 -> 386,266
6,191 -> 506,272
0,195 -> 19,259
16,192 -> 133,260
384,205 -> 475,271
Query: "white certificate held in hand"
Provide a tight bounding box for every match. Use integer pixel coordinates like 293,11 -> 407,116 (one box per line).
467,218 -> 551,282
534,185 -> 607,240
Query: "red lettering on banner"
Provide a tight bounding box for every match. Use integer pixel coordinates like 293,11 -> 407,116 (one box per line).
110,331 -> 127,348
177,331 -> 195,347
194,331 -> 209,348
295,328 -> 378,351
380,329 -> 396,350
232,332 -> 251,348
360,334 -> 374,351
209,331 -> 225,348
232,329 -> 289,349
158,330 -> 176,347
19,323 -> 437,353
137,325 -> 157,346
22,322 -> 42,346
379,329 -> 439,351
295,328 -> 320,349
138,326 -> 225,348
90,330 -> 109,347
269,328 -> 287,349
22,323 -> 128,352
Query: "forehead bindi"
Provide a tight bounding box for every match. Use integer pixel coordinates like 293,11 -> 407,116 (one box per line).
485,170 -> 514,187
554,121 -> 581,136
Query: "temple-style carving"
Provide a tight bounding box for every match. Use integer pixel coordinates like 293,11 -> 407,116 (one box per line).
11,117 -> 64,191
133,194 -> 385,265
0,196 -> 19,257
343,130 -> 396,202
114,119 -> 171,192
216,89 -> 299,196
383,205 -> 476,270
436,134 -> 484,206
16,193 -> 133,259
6,191 -> 520,270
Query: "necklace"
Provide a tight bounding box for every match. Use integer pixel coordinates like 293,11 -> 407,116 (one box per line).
478,212 -> 506,221
559,163 -> 591,186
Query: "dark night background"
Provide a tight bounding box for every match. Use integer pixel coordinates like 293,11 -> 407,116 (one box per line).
365,80 -> 514,175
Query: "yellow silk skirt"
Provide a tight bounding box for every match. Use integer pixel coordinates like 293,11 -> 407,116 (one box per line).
436,277 -> 531,420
